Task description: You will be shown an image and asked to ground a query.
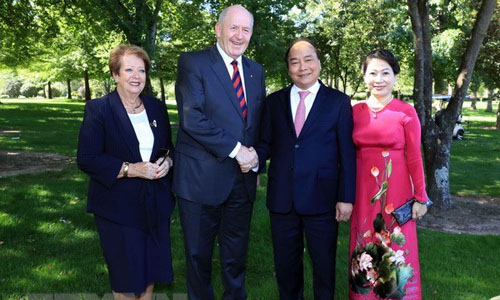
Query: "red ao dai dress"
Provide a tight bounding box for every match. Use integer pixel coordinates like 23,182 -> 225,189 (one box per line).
348,99 -> 427,300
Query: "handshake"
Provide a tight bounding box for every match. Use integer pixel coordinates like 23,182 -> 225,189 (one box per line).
235,145 -> 259,173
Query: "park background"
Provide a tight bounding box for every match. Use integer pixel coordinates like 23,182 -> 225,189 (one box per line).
0,0 -> 499,299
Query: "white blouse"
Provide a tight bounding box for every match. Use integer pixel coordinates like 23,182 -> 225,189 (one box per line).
128,109 -> 154,162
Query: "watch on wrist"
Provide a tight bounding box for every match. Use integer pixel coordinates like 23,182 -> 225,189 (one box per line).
123,162 -> 129,178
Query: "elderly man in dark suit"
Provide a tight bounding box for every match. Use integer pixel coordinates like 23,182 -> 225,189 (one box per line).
173,5 -> 265,300
255,38 -> 356,300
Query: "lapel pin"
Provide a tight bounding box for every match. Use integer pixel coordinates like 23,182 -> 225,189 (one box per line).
150,120 -> 157,127
250,74 -> 253,78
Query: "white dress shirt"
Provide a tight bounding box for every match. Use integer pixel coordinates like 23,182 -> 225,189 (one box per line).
216,43 -> 247,159
290,80 -> 321,122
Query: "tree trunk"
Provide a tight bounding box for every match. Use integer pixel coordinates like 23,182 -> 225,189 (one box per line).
67,79 -> 72,99
408,0 -> 496,209
486,89 -> 493,112
471,91 -> 477,109
84,69 -> 91,102
342,65 -> 348,94
48,81 -> 52,99
496,98 -> 500,129
160,77 -> 165,103
141,76 -> 153,97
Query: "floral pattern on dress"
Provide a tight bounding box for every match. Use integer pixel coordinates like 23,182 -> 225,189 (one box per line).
350,150 -> 413,299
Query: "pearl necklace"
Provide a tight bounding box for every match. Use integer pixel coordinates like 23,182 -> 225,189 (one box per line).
367,95 -> 393,118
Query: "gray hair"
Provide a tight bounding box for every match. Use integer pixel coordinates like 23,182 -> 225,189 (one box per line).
218,5 -> 254,28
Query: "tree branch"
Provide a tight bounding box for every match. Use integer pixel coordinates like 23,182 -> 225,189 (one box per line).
447,0 -> 497,119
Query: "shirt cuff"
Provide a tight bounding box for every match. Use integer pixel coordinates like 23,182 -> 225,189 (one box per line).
229,142 -> 241,158
252,163 -> 259,173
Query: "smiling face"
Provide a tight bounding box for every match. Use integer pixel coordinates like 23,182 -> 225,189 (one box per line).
287,41 -> 321,90
113,54 -> 146,96
215,6 -> 253,59
363,58 -> 397,99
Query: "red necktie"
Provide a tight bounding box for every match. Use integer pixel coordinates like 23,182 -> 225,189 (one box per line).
295,90 -> 310,137
231,60 -> 247,121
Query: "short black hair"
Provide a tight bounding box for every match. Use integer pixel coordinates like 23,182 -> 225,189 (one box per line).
284,38 -> 321,69
362,49 -> 400,75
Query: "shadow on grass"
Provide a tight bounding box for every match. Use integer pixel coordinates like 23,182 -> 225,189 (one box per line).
0,167 -> 109,296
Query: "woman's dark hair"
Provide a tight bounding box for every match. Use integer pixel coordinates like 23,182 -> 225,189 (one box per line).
362,49 -> 400,75
284,38 -> 321,69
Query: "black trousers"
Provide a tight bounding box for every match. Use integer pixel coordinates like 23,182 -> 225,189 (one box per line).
270,207 -> 339,300
178,174 -> 253,300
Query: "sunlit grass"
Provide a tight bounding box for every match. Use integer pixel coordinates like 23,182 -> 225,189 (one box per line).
450,104 -> 500,197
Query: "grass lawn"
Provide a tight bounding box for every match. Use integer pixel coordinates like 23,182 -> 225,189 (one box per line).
450,102 -> 500,197
0,98 -> 499,299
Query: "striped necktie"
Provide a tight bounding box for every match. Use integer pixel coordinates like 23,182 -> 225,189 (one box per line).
231,60 -> 247,121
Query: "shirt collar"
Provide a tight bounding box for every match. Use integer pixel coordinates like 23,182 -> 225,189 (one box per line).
216,42 -> 243,67
291,80 -> 321,96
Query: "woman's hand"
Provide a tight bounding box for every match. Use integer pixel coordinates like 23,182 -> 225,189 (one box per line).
154,156 -> 173,179
412,202 -> 428,220
128,162 -> 160,180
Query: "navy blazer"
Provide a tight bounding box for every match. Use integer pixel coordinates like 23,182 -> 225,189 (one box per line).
255,82 -> 356,215
173,45 -> 266,205
77,90 -> 175,229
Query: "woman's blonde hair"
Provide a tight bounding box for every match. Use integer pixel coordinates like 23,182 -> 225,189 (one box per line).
109,44 -> 151,76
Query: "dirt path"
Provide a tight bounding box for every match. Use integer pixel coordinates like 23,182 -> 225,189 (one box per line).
0,150 -> 73,177
418,195 -> 500,235
1,150 -> 499,236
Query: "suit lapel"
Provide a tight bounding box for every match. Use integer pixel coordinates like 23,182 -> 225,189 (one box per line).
282,85 -> 296,138
242,57 -> 256,129
209,46 -> 245,122
299,83 -> 327,138
109,90 -> 142,161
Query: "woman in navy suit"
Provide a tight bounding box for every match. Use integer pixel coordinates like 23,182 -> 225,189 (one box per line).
77,45 -> 175,300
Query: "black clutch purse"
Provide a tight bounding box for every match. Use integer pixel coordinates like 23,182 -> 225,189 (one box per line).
391,198 -> 433,226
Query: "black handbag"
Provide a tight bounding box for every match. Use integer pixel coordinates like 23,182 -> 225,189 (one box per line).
391,198 -> 433,226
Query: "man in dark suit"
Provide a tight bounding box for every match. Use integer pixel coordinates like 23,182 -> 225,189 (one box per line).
173,5 -> 265,300
255,38 -> 356,299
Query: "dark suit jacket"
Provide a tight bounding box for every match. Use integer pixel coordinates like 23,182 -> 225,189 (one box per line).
255,82 -> 356,215
173,45 -> 266,205
77,90 -> 175,229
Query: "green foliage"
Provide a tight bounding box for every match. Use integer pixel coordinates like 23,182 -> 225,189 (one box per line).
2,0 -> 494,98
0,1 -> 40,66
1,78 -> 23,98
47,86 -> 62,98
20,81 -> 40,98
391,232 -> 406,247
474,3 -> 500,91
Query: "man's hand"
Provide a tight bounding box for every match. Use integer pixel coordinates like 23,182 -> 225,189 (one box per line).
336,202 -> 353,222
236,145 -> 258,173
